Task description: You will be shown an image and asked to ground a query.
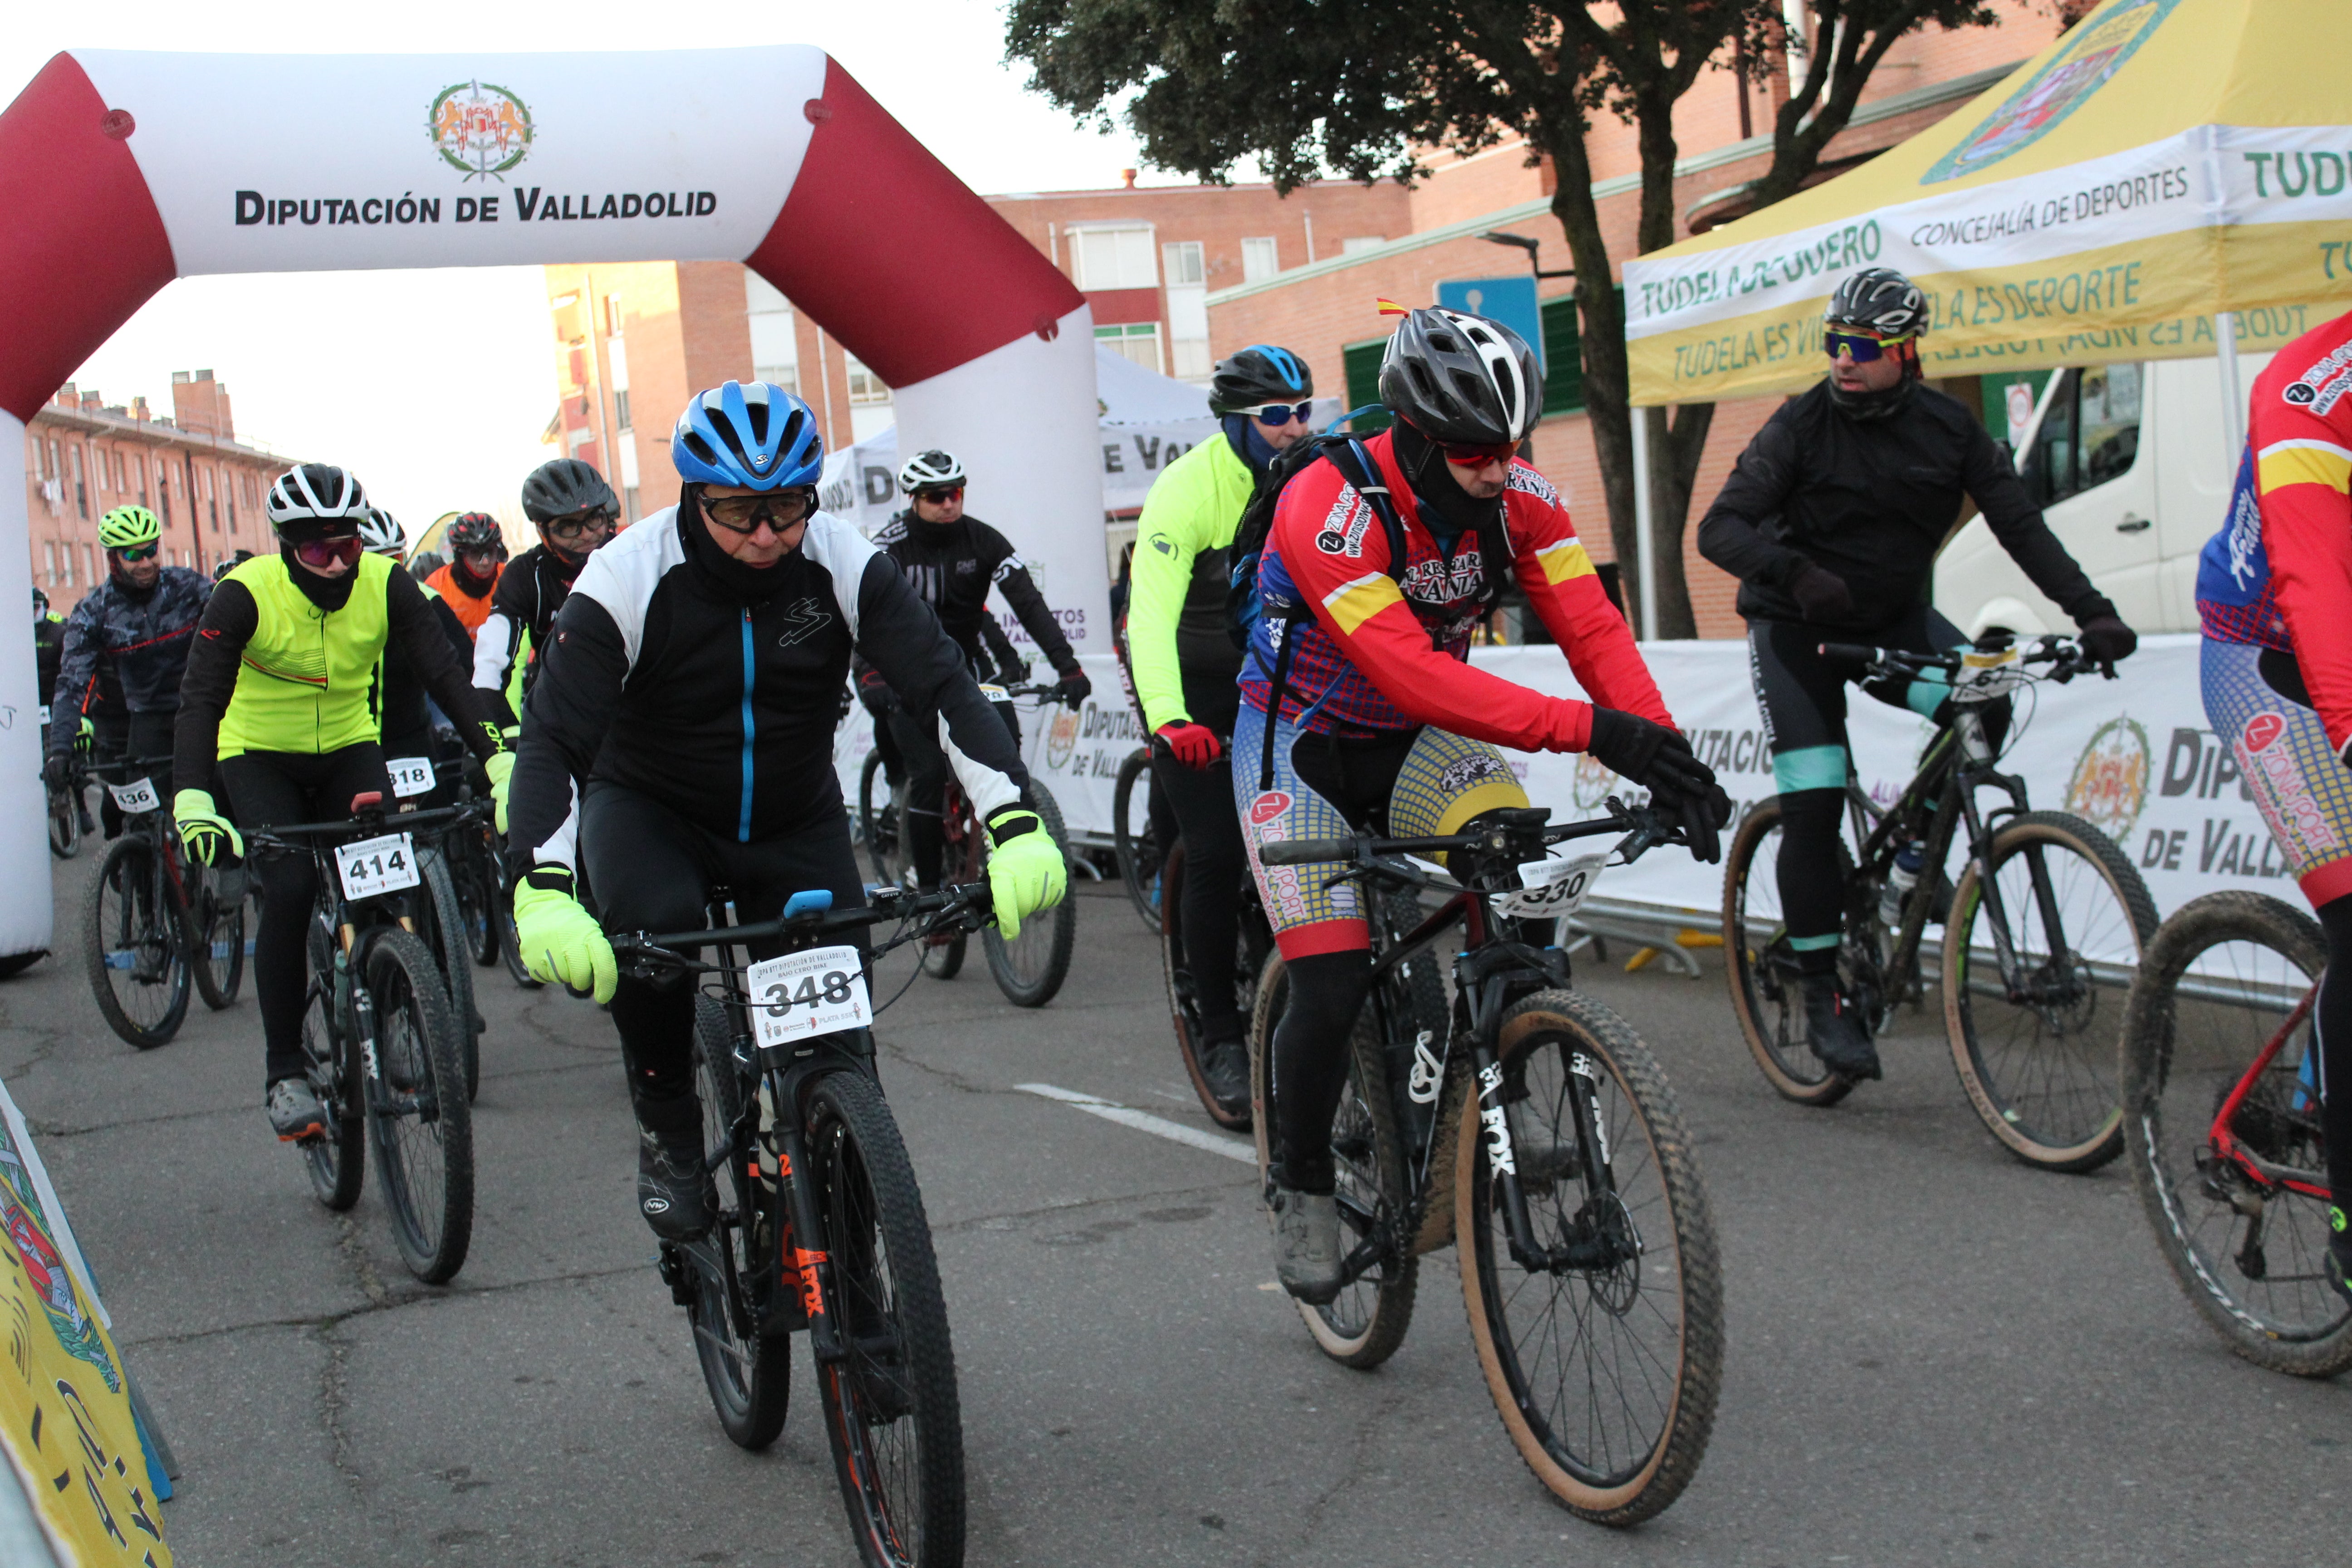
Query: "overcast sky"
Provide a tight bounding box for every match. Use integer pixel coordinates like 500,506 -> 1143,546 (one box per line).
3,3 -> 1187,535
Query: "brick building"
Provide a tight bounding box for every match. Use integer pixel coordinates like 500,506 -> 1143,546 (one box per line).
21,370 -> 289,612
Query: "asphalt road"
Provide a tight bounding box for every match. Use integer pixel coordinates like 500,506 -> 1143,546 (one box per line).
5,859 -> 2346,1568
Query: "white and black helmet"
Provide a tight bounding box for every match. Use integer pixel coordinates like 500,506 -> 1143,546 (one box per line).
266,464 -> 369,532
1378,308 -> 1541,446
1825,268 -> 1929,340
898,449 -> 965,494
356,507 -> 406,558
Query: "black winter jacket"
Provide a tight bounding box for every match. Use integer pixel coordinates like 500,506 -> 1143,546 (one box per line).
867,512 -> 1080,680
47,567 -> 211,761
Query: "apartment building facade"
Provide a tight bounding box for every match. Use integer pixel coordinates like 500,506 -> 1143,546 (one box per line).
21,370 -> 288,613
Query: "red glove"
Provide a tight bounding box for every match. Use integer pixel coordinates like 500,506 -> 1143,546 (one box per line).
1154,720 -> 1221,770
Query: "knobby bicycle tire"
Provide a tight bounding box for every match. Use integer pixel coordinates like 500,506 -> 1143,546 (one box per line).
416,848 -> 482,1101
456,825 -> 501,968
49,784 -> 81,860
690,996 -> 790,1446
2120,891 -> 2352,1377
364,930 -> 474,1284
187,865 -> 245,1012
1250,951 -> 1419,1368
1112,747 -> 1163,933
983,782 -> 1076,1007
85,834 -> 191,1049
806,1069 -> 965,1568
1458,990 -> 1722,1526
1944,810 -> 2156,1172
860,750 -> 906,889
302,911 -> 365,1211
1722,799 -> 1854,1108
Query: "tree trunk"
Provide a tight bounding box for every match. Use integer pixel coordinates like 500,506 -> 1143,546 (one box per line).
1544,130 -> 1643,634
1650,401 -> 1715,639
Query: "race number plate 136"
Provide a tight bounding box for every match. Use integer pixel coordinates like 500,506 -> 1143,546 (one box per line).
338,832 -> 421,901
747,945 -> 873,1047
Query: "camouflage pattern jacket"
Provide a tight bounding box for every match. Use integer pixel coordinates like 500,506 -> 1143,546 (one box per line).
48,566 -> 212,760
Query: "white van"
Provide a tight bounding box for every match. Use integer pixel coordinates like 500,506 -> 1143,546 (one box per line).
1933,351 -> 2271,638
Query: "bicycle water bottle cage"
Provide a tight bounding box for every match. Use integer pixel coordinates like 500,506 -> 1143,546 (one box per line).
783,889 -> 835,920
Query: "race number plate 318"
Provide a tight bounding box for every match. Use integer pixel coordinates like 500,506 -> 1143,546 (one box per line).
386,756 -> 436,798
338,832 -> 421,901
748,945 -> 873,1047
106,777 -> 160,814
1499,851 -> 1607,921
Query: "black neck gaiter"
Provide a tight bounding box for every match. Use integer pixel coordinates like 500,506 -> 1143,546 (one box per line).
679,492 -> 793,604
280,545 -> 360,612
1392,419 -> 1504,544
1825,370 -> 1920,423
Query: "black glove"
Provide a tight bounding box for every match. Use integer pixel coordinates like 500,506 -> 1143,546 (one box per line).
856,671 -> 896,720
1788,563 -> 1855,623
1587,710 -> 1728,862
1053,671 -> 1093,708
41,753 -> 70,791
2078,614 -> 2137,666
1651,779 -> 1733,866
836,683 -> 854,723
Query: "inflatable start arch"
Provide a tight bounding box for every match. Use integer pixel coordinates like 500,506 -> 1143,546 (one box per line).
0,46 -> 1101,957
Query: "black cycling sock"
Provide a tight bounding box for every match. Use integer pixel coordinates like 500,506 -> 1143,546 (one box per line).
1270,951 -> 1374,1196
2313,896 -> 2352,1223
631,1082 -> 702,1158
1775,785 -> 1847,970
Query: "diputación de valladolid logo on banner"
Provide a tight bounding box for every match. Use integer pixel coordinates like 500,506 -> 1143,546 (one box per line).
2065,713 -> 2152,843
232,75 -> 717,229
1921,0 -> 2185,185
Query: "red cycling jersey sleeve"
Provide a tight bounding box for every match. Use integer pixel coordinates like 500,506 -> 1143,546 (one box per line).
2251,315 -> 2352,754
1264,441 -> 1674,754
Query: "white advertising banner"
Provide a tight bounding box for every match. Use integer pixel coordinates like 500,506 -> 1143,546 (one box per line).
837,634 -> 2272,928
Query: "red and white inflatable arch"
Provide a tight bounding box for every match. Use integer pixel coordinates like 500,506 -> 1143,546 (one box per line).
0,47 -> 1100,957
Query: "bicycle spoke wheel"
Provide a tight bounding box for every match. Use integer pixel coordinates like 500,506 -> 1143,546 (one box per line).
1249,951 -> 1419,1368
48,784 -> 81,859
2122,892 -> 2352,1376
1945,811 -> 2156,1171
363,931 -> 474,1283
1458,990 -> 1722,1526
459,829 -> 500,967
807,1070 -> 964,1568
1722,800 -> 1851,1107
84,835 -> 191,1049
983,783 -> 1075,1007
190,870 -> 246,1009
688,997 -> 790,1446
302,911 -> 366,1211
1112,748 -> 1164,933
417,850 -> 481,1101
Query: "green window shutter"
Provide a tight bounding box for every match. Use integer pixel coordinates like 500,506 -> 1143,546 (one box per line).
1541,293 -> 1595,416
1342,338 -> 1392,433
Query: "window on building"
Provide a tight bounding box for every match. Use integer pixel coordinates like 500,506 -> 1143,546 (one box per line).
80,544 -> 93,585
69,446 -> 87,519
1095,323 -> 1163,374
1241,237 -> 1280,283
43,544 -> 55,588
1342,337 -> 1392,434
744,269 -> 800,394
625,486 -> 642,522
613,389 -> 632,431
845,354 -> 891,404
1162,242 -> 1205,286
606,294 -> 625,337
1070,225 -> 1158,291
1340,237 -> 1387,256
1161,241 -> 1210,382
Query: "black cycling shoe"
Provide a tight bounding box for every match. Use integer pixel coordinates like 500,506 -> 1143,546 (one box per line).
1803,977 -> 1882,1081
1198,1032 -> 1250,1111
637,1132 -> 715,1242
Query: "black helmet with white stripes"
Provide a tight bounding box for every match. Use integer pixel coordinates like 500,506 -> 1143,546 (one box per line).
1378,308 -> 1541,447
1825,267 -> 1929,341
266,465 -> 369,535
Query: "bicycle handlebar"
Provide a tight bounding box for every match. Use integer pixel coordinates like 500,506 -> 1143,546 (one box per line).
245,799 -> 485,851
1817,633 -> 2107,683
1258,799 -> 1678,871
608,881 -> 991,980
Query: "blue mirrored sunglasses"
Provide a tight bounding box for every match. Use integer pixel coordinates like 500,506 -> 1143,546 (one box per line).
1249,401 -> 1314,425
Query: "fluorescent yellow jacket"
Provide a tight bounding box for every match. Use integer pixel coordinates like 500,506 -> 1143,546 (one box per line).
218,552 -> 394,759
1128,434 -> 1255,731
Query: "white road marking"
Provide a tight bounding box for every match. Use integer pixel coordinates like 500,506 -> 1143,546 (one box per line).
1015,1083 -> 1256,1165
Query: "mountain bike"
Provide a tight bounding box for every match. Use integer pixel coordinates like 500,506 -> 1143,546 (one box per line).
251,794 -> 475,1284
2120,890 -> 2352,1377
406,795 -> 492,1102
1253,801 -> 1721,1525
861,681 -> 1076,1007
612,882 -> 982,1567
1723,634 -> 2157,1171
83,757 -> 245,1048
1111,746 -> 1164,932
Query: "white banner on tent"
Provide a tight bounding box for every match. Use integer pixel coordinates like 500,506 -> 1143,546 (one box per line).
836,634 -> 2273,924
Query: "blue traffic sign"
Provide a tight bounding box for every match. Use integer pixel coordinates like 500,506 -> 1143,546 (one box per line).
1436,275 -> 1544,377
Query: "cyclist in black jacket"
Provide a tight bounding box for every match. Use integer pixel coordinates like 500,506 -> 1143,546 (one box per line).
358,507 -> 472,806
501,384 -> 1066,1241
474,459 -> 617,731
866,448 -> 1091,892
1696,267 -> 2138,1081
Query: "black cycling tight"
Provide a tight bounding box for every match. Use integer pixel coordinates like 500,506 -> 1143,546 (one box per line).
1269,951 -> 1373,1196
1152,750 -> 1247,1039
2314,895 -> 2352,1224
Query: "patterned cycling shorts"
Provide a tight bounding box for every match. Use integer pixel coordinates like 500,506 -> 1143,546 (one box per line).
2202,638 -> 2352,907
1232,702 -> 1529,960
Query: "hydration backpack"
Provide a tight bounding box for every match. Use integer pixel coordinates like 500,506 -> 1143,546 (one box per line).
1223,431 -> 1401,655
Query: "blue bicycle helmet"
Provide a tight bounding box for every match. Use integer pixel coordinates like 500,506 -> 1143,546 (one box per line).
671,381 -> 823,490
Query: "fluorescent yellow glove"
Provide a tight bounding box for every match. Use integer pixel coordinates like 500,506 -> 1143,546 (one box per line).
74,716 -> 95,754
173,788 -> 244,866
483,751 -> 515,835
983,806 -> 1065,941
512,869 -> 616,1003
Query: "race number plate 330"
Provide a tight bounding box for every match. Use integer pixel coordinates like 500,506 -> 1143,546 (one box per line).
338,832 -> 421,901
1498,851 -> 1607,921
386,756 -> 436,798
747,945 -> 873,1047
106,776 -> 160,814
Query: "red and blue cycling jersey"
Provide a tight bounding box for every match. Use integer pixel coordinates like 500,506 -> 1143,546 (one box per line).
1240,428 -> 1672,751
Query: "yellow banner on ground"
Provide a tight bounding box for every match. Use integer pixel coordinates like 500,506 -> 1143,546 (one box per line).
0,1103 -> 170,1566
1624,0 -> 2352,404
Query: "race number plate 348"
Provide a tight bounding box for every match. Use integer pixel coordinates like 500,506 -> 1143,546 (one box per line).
106,777 -> 160,814
748,945 -> 873,1047
338,832 -> 421,901
386,756 -> 436,798
1499,851 -> 1607,921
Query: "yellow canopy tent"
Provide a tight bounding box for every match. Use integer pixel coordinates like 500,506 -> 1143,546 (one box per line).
1624,0 -> 2352,439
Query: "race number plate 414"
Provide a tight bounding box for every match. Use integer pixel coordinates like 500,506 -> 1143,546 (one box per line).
338,832 -> 421,901
1498,851 -> 1607,921
748,945 -> 873,1047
